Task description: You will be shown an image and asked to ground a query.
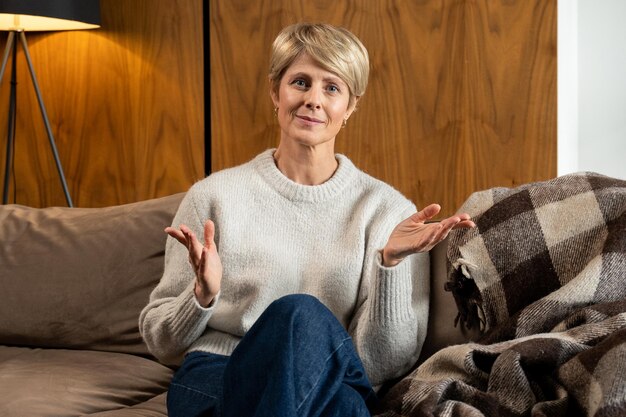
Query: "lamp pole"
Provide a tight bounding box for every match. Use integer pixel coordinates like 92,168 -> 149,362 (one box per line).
1,31 -> 16,204
0,0 -> 101,207
0,30 -> 74,207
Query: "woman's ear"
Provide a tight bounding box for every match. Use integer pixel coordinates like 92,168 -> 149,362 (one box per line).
346,96 -> 361,118
270,80 -> 280,108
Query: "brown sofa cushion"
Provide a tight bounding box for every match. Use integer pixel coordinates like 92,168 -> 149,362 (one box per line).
0,193 -> 184,356
0,346 -> 172,416
89,393 -> 168,416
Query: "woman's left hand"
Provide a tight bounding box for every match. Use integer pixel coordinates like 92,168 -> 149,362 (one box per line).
382,204 -> 475,267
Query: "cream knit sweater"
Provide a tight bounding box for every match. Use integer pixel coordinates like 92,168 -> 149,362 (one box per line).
139,149 -> 430,386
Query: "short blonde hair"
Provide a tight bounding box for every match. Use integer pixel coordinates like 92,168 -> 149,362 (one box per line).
269,23 -> 369,104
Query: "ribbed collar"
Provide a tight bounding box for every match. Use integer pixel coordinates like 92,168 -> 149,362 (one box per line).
253,148 -> 357,203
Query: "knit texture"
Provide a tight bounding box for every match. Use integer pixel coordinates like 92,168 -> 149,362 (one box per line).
139,149 -> 430,386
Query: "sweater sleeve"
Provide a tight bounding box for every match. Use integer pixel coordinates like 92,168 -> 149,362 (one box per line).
139,187 -> 217,365
348,204 -> 431,387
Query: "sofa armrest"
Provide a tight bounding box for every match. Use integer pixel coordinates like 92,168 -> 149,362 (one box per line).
417,238 -> 482,363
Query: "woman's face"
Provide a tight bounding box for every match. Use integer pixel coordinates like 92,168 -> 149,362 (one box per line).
271,53 -> 356,149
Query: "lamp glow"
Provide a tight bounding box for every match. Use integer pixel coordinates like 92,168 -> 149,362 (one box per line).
0,0 -> 100,31
0,15 -> 99,31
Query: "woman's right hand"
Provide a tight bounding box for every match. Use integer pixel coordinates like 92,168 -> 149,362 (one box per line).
165,220 -> 223,307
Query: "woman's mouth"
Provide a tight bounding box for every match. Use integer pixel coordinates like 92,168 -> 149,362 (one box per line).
296,115 -> 325,125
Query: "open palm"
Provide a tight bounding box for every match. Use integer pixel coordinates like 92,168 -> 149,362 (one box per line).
165,220 -> 223,307
382,204 -> 475,267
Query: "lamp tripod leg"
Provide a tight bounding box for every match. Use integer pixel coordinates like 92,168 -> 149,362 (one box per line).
19,31 -> 74,207
0,31 -> 14,83
1,32 -> 16,205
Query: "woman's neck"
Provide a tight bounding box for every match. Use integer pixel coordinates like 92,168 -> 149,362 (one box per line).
273,141 -> 338,186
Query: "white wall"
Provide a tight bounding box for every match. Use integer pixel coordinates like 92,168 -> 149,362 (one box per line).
578,0 -> 626,179
558,0 -> 578,176
561,0 -> 626,179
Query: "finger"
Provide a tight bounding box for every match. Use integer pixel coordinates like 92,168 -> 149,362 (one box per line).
411,204 -> 441,223
180,224 -> 200,247
441,213 -> 475,230
180,225 -> 194,253
199,247 -> 209,279
204,220 -> 215,248
454,219 -> 476,229
180,225 -> 203,263
454,213 -> 475,228
458,213 -> 472,221
164,227 -> 188,246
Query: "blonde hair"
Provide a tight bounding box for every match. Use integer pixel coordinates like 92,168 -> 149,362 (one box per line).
269,23 -> 369,104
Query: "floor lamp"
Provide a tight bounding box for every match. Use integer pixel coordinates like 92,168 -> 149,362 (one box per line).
0,0 -> 100,207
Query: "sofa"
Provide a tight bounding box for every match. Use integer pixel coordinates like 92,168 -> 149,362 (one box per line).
0,192 -> 477,416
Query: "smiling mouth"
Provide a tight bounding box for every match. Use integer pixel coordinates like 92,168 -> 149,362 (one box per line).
296,115 -> 324,124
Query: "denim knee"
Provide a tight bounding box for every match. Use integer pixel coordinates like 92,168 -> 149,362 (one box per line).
261,294 -> 349,349
266,294 -> 331,319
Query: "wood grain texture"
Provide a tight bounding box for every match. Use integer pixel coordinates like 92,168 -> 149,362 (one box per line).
209,0 -> 556,218
0,0 -> 204,207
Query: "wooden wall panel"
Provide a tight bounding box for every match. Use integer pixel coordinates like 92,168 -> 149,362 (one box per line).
209,0 -> 556,218
0,0 -> 204,207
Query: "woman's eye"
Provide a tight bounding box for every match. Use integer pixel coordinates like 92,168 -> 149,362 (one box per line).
327,85 -> 339,93
292,79 -> 307,88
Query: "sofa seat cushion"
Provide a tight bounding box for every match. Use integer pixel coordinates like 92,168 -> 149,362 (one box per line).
0,346 -> 172,416
89,393 -> 167,416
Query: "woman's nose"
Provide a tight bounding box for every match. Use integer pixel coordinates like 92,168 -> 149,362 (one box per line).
304,88 -> 322,109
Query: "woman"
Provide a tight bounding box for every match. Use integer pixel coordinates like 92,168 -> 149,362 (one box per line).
140,23 -> 474,417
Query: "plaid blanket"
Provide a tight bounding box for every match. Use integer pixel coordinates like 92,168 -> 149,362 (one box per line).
376,172 -> 626,417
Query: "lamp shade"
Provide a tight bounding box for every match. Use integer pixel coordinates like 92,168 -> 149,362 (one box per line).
0,0 -> 100,31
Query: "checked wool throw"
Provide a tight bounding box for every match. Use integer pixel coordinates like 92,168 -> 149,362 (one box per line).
376,172 -> 626,417
447,171 -> 626,337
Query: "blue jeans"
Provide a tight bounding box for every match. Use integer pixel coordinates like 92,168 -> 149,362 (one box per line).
167,294 -> 377,417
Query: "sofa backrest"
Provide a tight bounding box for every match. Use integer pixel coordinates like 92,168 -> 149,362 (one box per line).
0,191 -> 478,364
0,193 -> 184,356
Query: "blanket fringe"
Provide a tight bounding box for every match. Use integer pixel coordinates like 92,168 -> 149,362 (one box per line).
444,267 -> 485,332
